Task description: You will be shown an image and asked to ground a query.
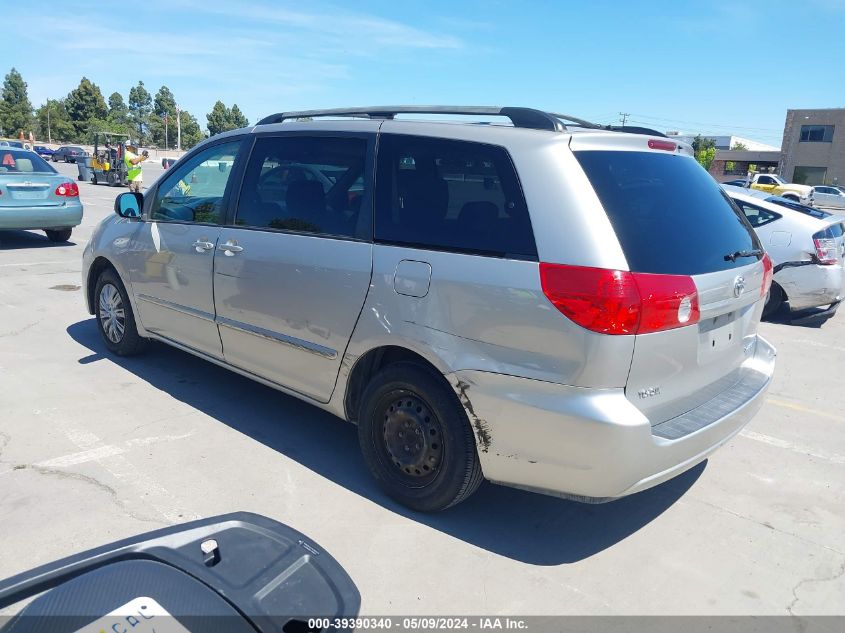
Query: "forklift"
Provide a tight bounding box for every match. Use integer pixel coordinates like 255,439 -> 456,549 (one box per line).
89,131 -> 131,186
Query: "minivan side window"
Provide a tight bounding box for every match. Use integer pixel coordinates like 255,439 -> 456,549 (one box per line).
150,141 -> 241,224
235,135 -> 369,239
374,134 -> 537,260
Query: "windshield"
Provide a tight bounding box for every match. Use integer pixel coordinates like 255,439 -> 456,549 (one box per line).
0,149 -> 57,174
770,175 -> 787,185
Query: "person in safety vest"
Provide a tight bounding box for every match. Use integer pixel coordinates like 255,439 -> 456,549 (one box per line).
124,141 -> 149,192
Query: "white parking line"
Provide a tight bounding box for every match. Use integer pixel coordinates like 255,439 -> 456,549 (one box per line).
740,429 -> 845,464
0,261 -> 67,268
25,409 -> 202,523
35,433 -> 195,468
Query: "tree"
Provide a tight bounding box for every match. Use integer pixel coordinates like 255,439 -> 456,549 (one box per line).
206,100 -> 230,136
177,110 -> 203,149
128,81 -> 152,144
0,68 -> 34,138
35,99 -> 74,143
229,103 -> 248,128
65,77 -> 108,140
153,85 -> 176,118
149,85 -> 178,148
696,146 -> 716,170
206,101 -> 249,136
107,91 -> 130,125
691,134 -> 715,155
731,141 -> 748,151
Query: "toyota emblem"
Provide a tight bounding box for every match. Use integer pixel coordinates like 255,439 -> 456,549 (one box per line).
733,276 -> 745,298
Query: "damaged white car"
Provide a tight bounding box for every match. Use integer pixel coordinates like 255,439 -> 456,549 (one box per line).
724,185 -> 845,318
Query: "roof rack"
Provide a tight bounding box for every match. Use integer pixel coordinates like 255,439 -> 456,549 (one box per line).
257,106 -> 566,131
256,106 -> 667,137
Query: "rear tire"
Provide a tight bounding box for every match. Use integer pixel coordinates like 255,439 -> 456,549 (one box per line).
45,228 -> 72,242
763,281 -> 786,319
358,361 -> 483,512
94,268 -> 148,356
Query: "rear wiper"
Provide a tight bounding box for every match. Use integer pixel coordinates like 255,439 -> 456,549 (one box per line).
724,249 -> 764,262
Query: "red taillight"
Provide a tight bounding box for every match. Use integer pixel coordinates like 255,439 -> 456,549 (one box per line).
55,182 -> 79,197
648,139 -> 677,152
761,253 -> 773,297
813,237 -> 839,265
539,263 -> 699,335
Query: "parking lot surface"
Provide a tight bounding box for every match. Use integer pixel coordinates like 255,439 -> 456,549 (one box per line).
0,162 -> 843,615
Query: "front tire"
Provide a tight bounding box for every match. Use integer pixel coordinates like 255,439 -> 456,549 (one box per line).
358,361 -> 483,512
94,268 -> 148,356
45,228 -> 72,242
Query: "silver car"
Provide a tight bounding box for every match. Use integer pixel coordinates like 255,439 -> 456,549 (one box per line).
723,185 -> 845,317
82,106 -> 777,512
0,147 -> 83,242
812,185 -> 845,209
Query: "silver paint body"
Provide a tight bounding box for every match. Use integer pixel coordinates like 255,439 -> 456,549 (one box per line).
83,120 -> 776,500
812,185 -> 845,209
723,186 -> 845,311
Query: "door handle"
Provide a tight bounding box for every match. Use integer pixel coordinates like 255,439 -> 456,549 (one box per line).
192,240 -> 215,253
219,241 -> 243,256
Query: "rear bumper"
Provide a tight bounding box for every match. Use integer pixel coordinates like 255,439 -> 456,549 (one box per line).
447,335 -> 776,501
776,263 -> 843,311
0,203 -> 83,230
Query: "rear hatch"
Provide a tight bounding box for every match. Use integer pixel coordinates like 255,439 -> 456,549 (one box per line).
0,149 -> 71,208
572,136 -> 768,428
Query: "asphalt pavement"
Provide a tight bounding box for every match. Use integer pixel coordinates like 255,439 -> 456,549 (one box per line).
0,162 -> 843,616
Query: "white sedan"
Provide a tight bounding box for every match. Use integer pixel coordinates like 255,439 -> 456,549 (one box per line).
723,185 -> 845,319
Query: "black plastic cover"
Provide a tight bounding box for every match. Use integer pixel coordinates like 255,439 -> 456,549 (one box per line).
0,512 -> 360,633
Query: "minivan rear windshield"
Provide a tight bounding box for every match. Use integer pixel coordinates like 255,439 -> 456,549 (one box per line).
574,151 -> 761,275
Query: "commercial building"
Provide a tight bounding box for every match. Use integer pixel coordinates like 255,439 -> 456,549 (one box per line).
665,133 -> 779,151
779,108 -> 845,186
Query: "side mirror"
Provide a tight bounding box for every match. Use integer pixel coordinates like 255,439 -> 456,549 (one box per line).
114,191 -> 143,218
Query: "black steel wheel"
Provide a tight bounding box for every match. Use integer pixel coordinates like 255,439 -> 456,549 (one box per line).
358,361 -> 483,512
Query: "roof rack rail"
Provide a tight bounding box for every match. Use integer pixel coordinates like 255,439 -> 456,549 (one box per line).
255,106 -> 669,138
256,106 -> 566,132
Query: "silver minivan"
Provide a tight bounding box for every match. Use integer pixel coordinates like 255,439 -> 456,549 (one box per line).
82,107 -> 777,511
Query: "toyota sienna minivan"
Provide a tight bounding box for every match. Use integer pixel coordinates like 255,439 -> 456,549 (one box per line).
83,106 -> 777,511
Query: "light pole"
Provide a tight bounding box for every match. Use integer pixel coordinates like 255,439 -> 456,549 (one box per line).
47,103 -> 51,144
164,113 -> 168,156
176,104 -> 181,154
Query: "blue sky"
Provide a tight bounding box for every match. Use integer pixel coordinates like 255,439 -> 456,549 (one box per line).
6,0 -> 845,145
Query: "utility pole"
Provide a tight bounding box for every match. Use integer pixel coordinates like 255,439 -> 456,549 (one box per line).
176,104 -> 181,154
164,113 -> 168,155
619,112 -> 630,126
47,104 -> 51,144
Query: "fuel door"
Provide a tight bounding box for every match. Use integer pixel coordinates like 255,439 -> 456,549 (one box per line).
394,259 -> 432,298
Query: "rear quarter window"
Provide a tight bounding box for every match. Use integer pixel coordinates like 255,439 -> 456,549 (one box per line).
575,151 -> 761,275
375,134 -> 537,260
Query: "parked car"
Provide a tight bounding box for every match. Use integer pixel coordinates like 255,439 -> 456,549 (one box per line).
0,139 -> 25,148
0,147 -> 83,242
723,185 -> 844,318
812,185 -> 845,209
33,145 -> 54,159
52,145 -> 85,163
83,106 -> 776,512
748,173 -> 814,205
